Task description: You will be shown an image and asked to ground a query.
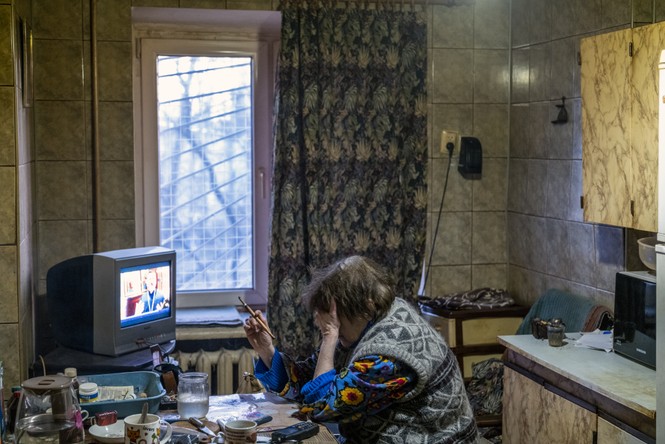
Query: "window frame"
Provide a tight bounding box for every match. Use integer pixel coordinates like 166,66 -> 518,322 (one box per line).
133,31 -> 276,308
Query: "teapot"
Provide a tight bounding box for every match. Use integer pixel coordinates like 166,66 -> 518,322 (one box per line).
14,375 -> 87,443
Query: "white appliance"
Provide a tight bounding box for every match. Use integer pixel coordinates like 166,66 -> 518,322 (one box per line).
655,49 -> 665,444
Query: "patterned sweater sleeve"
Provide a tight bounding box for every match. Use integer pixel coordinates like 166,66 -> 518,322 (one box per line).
298,354 -> 417,423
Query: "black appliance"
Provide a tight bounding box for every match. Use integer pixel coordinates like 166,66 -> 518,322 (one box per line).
613,271 -> 656,369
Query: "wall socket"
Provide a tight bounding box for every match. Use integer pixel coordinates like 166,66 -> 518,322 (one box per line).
440,130 -> 459,154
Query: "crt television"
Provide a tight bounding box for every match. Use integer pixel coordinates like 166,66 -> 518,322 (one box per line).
47,246 -> 177,357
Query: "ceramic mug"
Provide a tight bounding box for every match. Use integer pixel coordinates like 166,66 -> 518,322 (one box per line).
224,419 -> 258,444
124,413 -> 172,444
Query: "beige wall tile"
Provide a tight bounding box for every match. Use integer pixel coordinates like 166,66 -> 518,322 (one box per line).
430,265 -> 471,296
473,104 -> 509,158
0,167 -> 16,244
545,160 -> 572,219
35,101 -> 86,160
0,323 -> 20,397
0,87 -> 15,165
432,211 -> 471,265
474,0 -> 510,50
96,41 -> 132,101
528,43 -> 551,103
33,0 -> 83,40
0,6 -> 12,86
431,3 -> 473,49
472,264 -> 507,290
227,1 -> 273,10
96,0 -> 131,41
551,0 -> 601,40
38,220 -> 89,281
510,0 -> 529,47
179,0 -> 228,9
99,219 -> 135,251
511,48 -> 529,103
33,40 -> 84,100
36,161 -> 88,220
474,49 -> 510,104
429,157 -> 472,213
473,158 -> 507,211
98,101 -> 134,160
430,49 -> 473,103
568,222 -> 595,283
132,0 -> 179,7
472,211 -> 506,264
0,246 -> 18,323
99,160 -> 134,219
529,0 -> 552,45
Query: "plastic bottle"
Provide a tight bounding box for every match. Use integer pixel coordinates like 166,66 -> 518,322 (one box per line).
64,368 -> 79,400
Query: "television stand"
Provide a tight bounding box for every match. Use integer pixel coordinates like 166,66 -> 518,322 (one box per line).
32,340 -> 176,376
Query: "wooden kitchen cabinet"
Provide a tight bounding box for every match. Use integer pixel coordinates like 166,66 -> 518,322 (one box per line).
503,366 -> 596,444
500,335 -> 655,444
581,22 -> 665,232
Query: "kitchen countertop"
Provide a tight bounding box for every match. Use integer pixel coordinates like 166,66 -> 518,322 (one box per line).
498,334 -> 656,419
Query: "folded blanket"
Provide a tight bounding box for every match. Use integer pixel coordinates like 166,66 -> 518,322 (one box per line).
419,287 -> 515,310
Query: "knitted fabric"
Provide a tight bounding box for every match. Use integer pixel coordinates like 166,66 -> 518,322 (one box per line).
342,298 -> 479,443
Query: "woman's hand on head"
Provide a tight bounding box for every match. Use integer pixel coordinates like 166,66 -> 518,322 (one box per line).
314,300 -> 340,339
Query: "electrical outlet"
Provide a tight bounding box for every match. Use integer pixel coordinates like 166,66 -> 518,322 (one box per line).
440,130 -> 458,154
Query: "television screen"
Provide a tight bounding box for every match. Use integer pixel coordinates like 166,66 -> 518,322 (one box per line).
119,261 -> 172,328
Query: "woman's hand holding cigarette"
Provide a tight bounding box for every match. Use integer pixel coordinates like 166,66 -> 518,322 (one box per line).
243,306 -> 276,368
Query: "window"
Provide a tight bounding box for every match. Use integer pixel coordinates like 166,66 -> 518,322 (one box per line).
133,15 -> 279,307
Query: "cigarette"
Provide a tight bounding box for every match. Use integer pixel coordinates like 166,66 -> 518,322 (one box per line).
239,297 -> 276,340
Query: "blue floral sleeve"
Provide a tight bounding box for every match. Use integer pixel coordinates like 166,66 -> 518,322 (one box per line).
298,355 -> 417,423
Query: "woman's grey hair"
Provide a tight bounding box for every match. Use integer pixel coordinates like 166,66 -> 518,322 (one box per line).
301,255 -> 396,321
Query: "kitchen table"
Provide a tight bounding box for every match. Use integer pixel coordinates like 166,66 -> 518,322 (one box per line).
85,391 -> 338,443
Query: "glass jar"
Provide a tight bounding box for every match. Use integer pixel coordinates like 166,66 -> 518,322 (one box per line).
177,372 -> 209,419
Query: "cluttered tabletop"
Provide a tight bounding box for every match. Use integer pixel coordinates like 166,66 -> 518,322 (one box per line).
85,392 -> 337,443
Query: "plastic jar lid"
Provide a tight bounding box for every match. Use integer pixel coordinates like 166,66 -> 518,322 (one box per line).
64,367 -> 77,378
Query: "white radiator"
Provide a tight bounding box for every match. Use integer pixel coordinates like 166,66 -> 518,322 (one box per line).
173,347 -> 257,395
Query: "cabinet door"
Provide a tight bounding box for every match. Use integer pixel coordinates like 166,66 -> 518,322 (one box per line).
630,22 -> 665,232
597,417 -> 648,444
581,28 -> 633,228
502,367 -> 596,444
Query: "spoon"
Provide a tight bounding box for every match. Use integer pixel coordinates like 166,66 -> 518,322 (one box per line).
139,401 -> 148,424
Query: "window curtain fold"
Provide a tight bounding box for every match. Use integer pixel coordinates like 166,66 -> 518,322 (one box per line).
268,0 -> 428,357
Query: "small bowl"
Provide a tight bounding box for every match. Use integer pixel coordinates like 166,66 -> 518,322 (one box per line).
637,237 -> 658,271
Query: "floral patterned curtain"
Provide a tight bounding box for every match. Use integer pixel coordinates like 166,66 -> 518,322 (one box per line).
268,0 -> 428,357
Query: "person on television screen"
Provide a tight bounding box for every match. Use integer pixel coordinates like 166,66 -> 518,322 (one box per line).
243,255 -> 478,443
140,269 -> 167,313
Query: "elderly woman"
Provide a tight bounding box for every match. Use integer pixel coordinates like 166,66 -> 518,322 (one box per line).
243,256 -> 478,443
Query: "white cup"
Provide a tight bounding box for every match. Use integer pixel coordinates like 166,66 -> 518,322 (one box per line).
224,419 -> 258,444
124,413 -> 172,444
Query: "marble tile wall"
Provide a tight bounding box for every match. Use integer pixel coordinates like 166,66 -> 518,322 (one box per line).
507,0 -> 643,309
426,0 -> 510,297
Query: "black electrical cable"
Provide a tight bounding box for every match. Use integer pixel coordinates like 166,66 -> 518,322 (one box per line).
420,142 -> 455,297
